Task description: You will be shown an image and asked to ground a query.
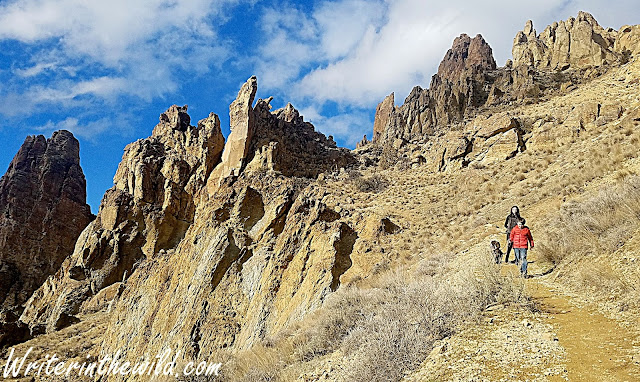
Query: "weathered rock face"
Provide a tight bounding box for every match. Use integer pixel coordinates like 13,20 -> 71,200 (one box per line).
245,99 -> 353,177
98,176 -> 365,370
512,12 -> 620,69
372,93 -> 395,143
374,12 -> 633,148
0,131 -> 92,341
209,76 -> 354,191
377,34 -> 496,143
437,33 -> 497,83
208,77 -> 258,188
20,106 -> 225,333
3,77 -> 363,375
615,24 -> 640,56
20,77 -> 355,347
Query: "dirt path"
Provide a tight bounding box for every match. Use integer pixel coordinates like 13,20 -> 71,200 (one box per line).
525,263 -> 640,381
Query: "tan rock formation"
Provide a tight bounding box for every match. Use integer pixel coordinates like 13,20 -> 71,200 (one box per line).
209,77 -> 353,193
375,34 -> 496,143
20,76 -> 354,347
374,12 -> 628,148
512,12 -> 619,69
615,25 -> 640,55
0,130 -> 93,345
356,135 -> 370,149
20,106 -> 225,333
97,179 -> 362,367
208,76 -> 258,189
373,93 -> 395,142
245,99 -> 353,178
437,33 -> 496,83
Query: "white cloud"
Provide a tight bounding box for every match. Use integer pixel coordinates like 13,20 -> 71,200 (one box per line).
2,0 -> 639,144
14,62 -> 58,78
313,0 -> 386,61
33,117 -> 114,139
0,0 -> 227,65
0,0 -> 240,117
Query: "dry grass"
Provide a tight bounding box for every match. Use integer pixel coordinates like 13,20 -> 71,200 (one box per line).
539,175 -> 640,265
538,175 -> 640,314
220,252 -> 526,382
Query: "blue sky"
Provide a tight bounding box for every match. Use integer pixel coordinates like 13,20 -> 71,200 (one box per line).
0,0 -> 638,212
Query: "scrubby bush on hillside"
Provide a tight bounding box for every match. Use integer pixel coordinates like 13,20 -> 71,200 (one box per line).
219,252 -> 525,382
540,175 -> 640,265
352,173 -> 389,193
539,175 -> 640,314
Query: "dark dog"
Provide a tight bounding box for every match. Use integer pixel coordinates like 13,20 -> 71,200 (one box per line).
490,240 -> 504,264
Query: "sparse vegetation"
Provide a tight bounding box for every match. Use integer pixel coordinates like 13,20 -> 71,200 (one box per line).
352,172 -> 389,193
538,175 -> 640,314
220,252 -> 526,382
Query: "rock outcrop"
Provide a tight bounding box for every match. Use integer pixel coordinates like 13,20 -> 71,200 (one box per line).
98,178 -> 364,368
375,34 -> 496,144
374,12 -> 634,149
0,131 -> 93,344
208,77 -> 354,192
20,106 -> 225,333
615,25 -> 640,55
355,135 -> 370,149
437,33 -> 497,83
8,77 -> 363,375
20,77 -> 355,344
245,99 -> 352,177
512,12 -> 620,69
208,77 -> 258,188
373,93 -> 395,142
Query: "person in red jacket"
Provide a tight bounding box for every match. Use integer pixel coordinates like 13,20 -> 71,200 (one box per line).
509,218 -> 534,277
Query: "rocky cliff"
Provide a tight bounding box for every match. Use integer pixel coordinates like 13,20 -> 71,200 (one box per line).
373,33 -> 497,144
18,77 -> 360,367
372,12 -> 640,149
0,130 -> 93,346
19,104 -> 225,334
512,11 -> 620,69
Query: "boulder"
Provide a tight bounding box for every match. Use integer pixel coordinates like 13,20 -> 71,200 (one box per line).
615,25 -> 640,55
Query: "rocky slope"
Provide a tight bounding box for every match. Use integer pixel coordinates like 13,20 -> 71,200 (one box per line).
371,11 -> 637,148
0,130 -> 93,346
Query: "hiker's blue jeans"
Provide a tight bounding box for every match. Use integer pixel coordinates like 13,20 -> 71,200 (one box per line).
514,248 -> 528,276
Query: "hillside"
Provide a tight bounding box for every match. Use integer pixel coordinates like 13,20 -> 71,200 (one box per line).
1,11 -> 640,382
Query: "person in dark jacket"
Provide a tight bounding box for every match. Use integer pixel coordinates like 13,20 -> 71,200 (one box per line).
504,206 -> 521,263
509,218 -> 534,277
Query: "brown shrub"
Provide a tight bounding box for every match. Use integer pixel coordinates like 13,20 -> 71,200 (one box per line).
222,252 -> 525,381
352,173 -> 389,193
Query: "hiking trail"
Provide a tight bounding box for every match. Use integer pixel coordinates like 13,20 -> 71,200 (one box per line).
524,252 -> 640,382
